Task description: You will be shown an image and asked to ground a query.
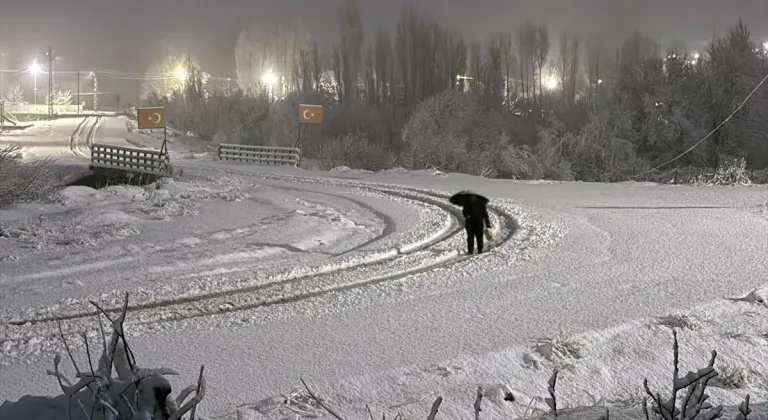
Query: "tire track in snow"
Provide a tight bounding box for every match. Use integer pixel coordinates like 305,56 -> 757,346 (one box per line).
253,182 -> 398,257
68,117 -> 89,158
3,181 -> 462,326
68,116 -> 101,158
3,172 -> 517,339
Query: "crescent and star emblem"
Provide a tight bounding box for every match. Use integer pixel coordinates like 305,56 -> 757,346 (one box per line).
302,110 -> 313,120
150,113 -> 162,124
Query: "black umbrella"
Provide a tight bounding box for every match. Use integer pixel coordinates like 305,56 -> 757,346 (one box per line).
449,190 -> 489,207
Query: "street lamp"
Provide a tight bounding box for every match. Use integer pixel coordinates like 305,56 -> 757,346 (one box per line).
543,75 -> 558,90
262,71 -> 277,86
262,71 -> 277,101
29,59 -> 42,105
173,68 -> 188,83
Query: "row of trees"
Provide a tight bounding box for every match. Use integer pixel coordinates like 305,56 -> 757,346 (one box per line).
2,84 -> 75,106
145,1 -> 768,180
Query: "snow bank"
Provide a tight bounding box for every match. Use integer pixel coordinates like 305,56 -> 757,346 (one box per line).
0,206 -> 141,258
327,165 -> 447,177
378,166 -> 447,176
233,289 -> 768,420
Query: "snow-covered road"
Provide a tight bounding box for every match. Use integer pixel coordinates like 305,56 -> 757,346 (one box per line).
0,116 -> 102,160
2,117 -> 768,419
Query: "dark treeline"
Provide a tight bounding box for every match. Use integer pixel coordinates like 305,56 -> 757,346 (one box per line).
143,1 -> 768,181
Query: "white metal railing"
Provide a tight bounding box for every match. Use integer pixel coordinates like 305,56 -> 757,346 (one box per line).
218,143 -> 300,167
90,143 -> 171,175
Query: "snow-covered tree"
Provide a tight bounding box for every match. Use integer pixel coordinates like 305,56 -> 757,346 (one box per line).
700,20 -> 767,166
46,88 -> 73,105
3,84 -> 26,105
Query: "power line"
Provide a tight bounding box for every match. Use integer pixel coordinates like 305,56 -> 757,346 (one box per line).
632,70 -> 768,179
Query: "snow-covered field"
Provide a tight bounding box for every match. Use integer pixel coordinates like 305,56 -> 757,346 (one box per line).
2,117 -> 768,419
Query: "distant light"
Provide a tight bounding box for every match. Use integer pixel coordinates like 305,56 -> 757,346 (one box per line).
29,60 -> 41,75
262,71 -> 278,86
173,68 -> 188,82
763,41 -> 768,51
597,79 -> 603,85
693,53 -> 700,60
544,76 -> 558,90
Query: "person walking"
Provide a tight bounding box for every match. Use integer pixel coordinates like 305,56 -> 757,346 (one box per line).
450,191 -> 492,255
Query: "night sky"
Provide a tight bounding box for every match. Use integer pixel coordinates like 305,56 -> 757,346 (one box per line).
1,0 -> 766,77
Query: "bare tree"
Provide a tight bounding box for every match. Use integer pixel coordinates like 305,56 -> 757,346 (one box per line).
556,33 -> 580,107
569,35 -> 580,107
498,33 -> 516,107
293,37 -> 321,93
394,6 -> 464,113
332,0 -> 364,103
516,22 -> 539,104
482,35 -> 505,108
374,30 -> 396,110
516,25 -> 530,101
536,25 -> 551,103
235,22 -> 306,96
362,47 -> 377,105
557,33 -> 572,107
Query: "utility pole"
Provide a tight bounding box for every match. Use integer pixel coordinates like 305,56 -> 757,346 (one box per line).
92,72 -> 99,111
47,47 -> 54,119
76,70 -> 80,115
0,52 -> 5,96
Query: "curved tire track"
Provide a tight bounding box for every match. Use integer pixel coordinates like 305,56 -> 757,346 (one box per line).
2,168 -> 518,342
68,117 -> 89,158
5,179 -> 465,327
68,116 -> 101,158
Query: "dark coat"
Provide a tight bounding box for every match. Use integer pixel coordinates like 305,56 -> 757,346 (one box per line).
462,198 -> 491,232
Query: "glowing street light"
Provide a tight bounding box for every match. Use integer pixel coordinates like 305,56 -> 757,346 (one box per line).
173,68 -> 188,82
262,71 -> 278,101
689,52 -> 700,65
261,71 -> 278,86
763,41 -> 768,52
29,60 -> 42,75
29,59 -> 42,105
543,75 -> 559,90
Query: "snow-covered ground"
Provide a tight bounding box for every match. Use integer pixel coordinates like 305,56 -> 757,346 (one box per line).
0,117 -> 95,160
2,117 -> 768,419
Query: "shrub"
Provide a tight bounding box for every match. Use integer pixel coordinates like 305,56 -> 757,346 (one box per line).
401,90 -> 542,178
0,293 -> 205,420
314,131 -> 396,171
537,111 -> 642,182
0,144 -> 56,208
693,157 -> 752,186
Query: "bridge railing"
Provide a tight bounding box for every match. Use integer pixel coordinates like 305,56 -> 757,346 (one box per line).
89,143 -> 171,175
217,143 -> 300,167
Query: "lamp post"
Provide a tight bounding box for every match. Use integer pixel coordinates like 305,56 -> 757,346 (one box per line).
29,59 -> 41,105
